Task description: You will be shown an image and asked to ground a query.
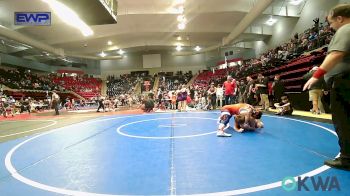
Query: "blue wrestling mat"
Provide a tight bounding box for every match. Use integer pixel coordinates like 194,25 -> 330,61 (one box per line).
0,112 -> 349,195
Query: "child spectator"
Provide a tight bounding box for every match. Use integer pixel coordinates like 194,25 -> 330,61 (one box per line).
274,96 -> 293,115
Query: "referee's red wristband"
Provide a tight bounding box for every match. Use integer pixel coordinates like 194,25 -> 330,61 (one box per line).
313,68 -> 327,79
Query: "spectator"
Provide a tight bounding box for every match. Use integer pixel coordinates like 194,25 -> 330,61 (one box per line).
207,83 -> 217,110
272,75 -> 285,103
303,66 -> 326,114
51,90 -> 60,115
216,84 -> 224,108
256,74 -> 269,111
223,76 -> 236,105
274,96 -> 293,115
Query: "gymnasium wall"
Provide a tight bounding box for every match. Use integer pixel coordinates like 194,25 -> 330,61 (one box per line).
100,52 -> 208,79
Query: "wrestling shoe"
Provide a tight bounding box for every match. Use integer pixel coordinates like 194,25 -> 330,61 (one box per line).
217,131 -> 232,137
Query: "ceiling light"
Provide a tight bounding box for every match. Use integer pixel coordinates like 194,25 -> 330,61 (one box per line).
99,51 -> 106,57
21,43 -> 32,48
118,49 -> 124,55
265,17 -> 277,26
177,36 -> 182,41
177,15 -> 186,22
175,0 -> 185,4
107,41 -> 112,45
109,46 -> 119,50
177,5 -> 184,14
289,0 -> 303,6
194,46 -> 201,51
62,58 -> 72,63
176,45 -> 182,51
42,0 -> 93,36
178,22 -> 185,30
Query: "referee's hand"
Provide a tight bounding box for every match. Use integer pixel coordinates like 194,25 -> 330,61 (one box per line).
303,77 -> 319,91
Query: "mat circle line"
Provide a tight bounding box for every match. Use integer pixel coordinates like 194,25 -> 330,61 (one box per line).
0,120 -> 57,138
116,117 -> 217,139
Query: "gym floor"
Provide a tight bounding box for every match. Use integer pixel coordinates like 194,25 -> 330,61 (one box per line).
0,110 -> 348,195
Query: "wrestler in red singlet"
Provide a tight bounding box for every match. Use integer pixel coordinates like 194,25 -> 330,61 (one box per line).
221,103 -> 252,116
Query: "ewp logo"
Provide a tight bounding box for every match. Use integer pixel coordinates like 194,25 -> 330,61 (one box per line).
15,12 -> 51,26
282,176 -> 340,192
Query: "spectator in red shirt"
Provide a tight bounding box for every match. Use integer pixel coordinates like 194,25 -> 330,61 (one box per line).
223,76 -> 236,105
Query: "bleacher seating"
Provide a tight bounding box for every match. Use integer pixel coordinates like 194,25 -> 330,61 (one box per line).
0,68 -> 60,91
52,76 -> 102,99
193,68 -> 235,88
159,71 -> 193,91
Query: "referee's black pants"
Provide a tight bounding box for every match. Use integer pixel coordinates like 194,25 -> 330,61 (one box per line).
331,72 -> 350,160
